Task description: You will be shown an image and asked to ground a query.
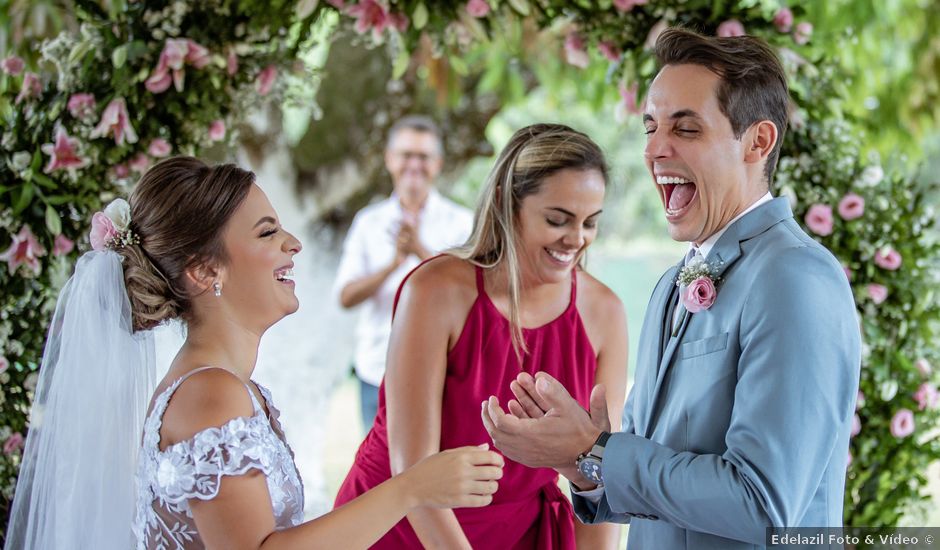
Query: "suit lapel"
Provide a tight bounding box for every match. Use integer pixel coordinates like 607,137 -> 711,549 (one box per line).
643,198 -> 795,438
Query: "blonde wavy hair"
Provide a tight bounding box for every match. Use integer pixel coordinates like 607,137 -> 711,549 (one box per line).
449,123 -> 608,357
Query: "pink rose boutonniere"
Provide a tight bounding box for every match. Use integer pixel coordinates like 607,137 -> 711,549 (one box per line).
674,255 -> 720,335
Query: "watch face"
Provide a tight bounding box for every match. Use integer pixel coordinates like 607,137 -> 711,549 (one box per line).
578,457 -> 603,484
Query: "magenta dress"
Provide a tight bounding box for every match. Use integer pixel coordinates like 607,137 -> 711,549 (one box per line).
334,262 -> 596,549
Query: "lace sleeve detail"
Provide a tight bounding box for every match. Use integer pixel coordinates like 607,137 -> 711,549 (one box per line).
153,413 -> 279,504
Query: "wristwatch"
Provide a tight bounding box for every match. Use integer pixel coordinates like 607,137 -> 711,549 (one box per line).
575,431 -> 610,485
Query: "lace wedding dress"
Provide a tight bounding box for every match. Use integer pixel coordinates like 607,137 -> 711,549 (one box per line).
133,367 -> 305,549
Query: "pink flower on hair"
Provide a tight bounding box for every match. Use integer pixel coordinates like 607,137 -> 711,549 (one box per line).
793,22 -> 813,45
0,225 -> 46,275
15,72 -> 41,104
717,19 -> 746,38
838,193 -> 865,220
682,277 -> 717,313
41,128 -> 89,173
914,383 -> 939,411
773,8 -> 794,33
148,138 -> 172,158
598,41 -> 621,62
91,98 -> 138,146
89,212 -> 118,251
867,284 -> 888,305
466,0 -> 490,17
256,65 -> 277,96
564,33 -> 590,69
890,408 -> 915,438
227,48 -> 239,76
804,204 -> 833,236
52,234 -> 75,256
67,93 -> 97,120
1,55 -> 25,75
3,433 -> 24,455
208,119 -> 226,142
915,358 -> 932,378
874,247 -> 902,271
129,153 -> 150,174
851,414 -> 861,437
613,0 -> 647,12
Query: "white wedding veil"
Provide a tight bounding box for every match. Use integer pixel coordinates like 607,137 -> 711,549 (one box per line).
5,250 -> 156,549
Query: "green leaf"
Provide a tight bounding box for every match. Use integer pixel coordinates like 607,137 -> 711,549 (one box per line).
112,45 -> 128,68
45,205 -> 61,236
507,0 -> 530,16
413,3 -> 429,31
12,184 -> 34,215
392,47 -> 410,80
31,173 -> 56,190
449,55 -> 468,76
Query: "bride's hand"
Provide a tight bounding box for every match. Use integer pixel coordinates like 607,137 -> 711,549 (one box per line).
402,444 -> 504,509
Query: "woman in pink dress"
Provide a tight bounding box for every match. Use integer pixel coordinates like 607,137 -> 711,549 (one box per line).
335,124 -> 629,549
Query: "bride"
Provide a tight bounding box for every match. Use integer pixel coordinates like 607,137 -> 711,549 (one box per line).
5,156 -> 503,549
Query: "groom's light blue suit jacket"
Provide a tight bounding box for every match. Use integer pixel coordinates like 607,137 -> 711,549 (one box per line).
573,198 -> 861,549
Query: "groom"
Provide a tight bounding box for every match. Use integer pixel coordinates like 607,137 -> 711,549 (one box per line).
482,28 -> 861,549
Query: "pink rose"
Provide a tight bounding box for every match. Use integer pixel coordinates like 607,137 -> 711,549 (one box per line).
804,203 -> 833,236
914,358 -> 932,378
67,93 -> 97,120
15,72 -> 41,104
682,276 -> 717,313
0,225 -> 46,275
613,0 -> 647,12
0,356 -> 8,374
837,193 -> 865,220
256,65 -> 277,96
773,8 -> 794,33
564,33 -> 590,69
1,55 -> 24,75
148,138 -> 172,158
52,234 -> 75,257
874,247 -> 902,271
227,48 -> 239,76
793,22 -> 813,45
90,212 -> 119,251
466,0 -> 490,18
889,408 -> 915,438
851,414 -> 861,437
208,119 -> 226,142
598,41 -> 621,62
41,128 -> 89,173
129,153 -> 150,174
867,284 -> 888,305
3,433 -> 24,455
717,19 -> 746,38
913,383 -> 939,411
91,98 -> 138,146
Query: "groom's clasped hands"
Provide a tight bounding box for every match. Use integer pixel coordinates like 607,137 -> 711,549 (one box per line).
481,371 -> 611,475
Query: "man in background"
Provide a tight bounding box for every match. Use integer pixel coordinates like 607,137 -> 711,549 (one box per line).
334,115 -> 473,431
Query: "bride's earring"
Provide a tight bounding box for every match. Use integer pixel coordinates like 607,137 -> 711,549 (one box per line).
213,282 -> 222,297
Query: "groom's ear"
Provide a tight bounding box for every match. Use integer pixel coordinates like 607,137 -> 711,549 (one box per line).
743,120 -> 778,165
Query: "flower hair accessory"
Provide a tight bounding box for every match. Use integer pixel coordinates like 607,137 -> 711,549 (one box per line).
677,255 -> 720,314
89,198 -> 139,250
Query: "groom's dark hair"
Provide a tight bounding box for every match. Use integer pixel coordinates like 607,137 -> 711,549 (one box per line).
654,27 -> 789,188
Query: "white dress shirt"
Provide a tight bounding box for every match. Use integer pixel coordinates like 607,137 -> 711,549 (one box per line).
332,190 -> 474,386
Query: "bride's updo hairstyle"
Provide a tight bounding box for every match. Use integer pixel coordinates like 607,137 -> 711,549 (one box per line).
118,156 -> 254,331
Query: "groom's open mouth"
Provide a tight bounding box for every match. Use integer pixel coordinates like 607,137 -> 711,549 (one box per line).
656,175 -> 697,219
